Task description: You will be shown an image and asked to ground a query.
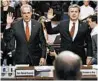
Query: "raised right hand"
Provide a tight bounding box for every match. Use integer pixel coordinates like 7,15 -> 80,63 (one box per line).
47,8 -> 56,20
6,12 -> 15,27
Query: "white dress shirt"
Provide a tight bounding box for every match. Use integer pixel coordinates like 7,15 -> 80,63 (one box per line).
69,20 -> 79,41
79,5 -> 95,20
23,20 -> 31,36
47,22 -> 60,44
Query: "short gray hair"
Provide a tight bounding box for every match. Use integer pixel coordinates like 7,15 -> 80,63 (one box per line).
54,51 -> 82,80
68,4 -> 80,12
20,4 -> 32,13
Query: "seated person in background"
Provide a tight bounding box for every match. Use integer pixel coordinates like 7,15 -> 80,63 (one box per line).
79,0 -> 95,20
54,51 -> 82,80
87,15 -> 98,64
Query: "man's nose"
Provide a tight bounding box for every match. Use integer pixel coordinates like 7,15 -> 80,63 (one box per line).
73,12 -> 76,15
25,15 -> 28,17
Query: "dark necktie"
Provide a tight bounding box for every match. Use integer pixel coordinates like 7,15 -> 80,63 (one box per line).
70,22 -> 75,37
26,22 -> 30,41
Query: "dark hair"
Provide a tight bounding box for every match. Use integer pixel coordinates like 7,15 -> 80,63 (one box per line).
68,4 -> 80,12
51,2 -> 63,21
88,15 -> 97,23
51,10 -> 62,21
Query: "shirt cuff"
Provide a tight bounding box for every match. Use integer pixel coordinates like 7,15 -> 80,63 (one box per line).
6,24 -> 11,29
45,19 -> 51,22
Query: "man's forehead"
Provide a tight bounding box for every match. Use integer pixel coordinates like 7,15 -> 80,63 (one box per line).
22,7 -> 31,12
69,7 -> 79,10
2,0 -> 8,2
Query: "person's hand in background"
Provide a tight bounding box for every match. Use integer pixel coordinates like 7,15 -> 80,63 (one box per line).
6,12 -> 15,29
86,57 -> 92,65
50,50 -> 57,58
47,8 -> 56,20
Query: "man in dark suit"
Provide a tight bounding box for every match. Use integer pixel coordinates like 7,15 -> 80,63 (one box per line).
4,4 -> 46,66
45,4 -> 92,64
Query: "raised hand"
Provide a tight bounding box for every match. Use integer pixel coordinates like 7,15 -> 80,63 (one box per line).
6,12 -> 15,27
47,8 -> 56,20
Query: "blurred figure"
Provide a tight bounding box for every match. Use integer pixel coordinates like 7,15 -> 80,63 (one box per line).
95,5 -> 98,13
1,0 -> 15,33
1,0 -> 15,65
87,15 -> 98,64
15,0 -> 32,19
54,51 -> 82,80
47,8 -> 62,45
39,8 -> 62,65
0,33 -> 6,65
47,10 -> 61,65
79,0 -> 95,20
8,0 -> 16,8
4,4 -> 46,66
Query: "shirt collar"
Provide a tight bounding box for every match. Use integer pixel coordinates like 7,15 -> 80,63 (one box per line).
23,20 -> 31,26
70,20 -> 79,24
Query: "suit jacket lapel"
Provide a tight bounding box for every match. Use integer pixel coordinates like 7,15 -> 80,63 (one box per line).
29,19 -> 36,42
74,21 -> 82,41
20,19 -> 27,42
20,19 -> 35,43
66,20 -> 72,40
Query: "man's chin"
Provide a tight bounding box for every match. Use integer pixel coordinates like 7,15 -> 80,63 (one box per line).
71,19 -> 78,21
24,20 -> 30,22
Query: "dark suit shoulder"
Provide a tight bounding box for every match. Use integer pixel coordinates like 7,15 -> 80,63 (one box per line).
60,20 -> 69,24
31,19 -> 40,24
79,20 -> 89,29
12,18 -> 22,25
31,19 -> 41,28
10,19 -> 23,30
79,20 -> 88,26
